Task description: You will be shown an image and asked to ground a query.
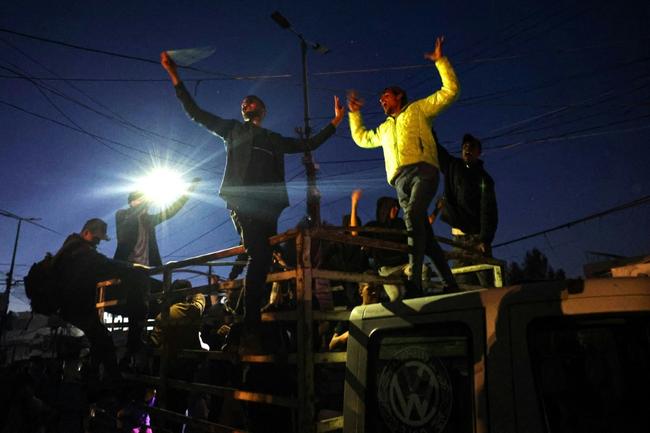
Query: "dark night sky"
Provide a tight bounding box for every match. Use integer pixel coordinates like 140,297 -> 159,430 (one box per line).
2,0 -> 649,311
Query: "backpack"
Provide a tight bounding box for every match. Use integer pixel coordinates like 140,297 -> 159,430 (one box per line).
24,253 -> 62,315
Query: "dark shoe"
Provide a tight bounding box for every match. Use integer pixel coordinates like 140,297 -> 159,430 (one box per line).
260,302 -> 282,313
442,284 -> 461,294
403,280 -> 423,299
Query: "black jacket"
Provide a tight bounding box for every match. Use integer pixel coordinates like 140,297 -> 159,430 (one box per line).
437,143 -> 498,244
175,82 -> 335,210
113,194 -> 189,267
56,234 -> 134,315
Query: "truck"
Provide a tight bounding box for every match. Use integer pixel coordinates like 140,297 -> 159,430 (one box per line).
343,277 -> 650,433
2,226 -> 649,433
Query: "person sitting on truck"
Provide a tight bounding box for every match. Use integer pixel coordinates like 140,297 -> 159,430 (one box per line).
329,279 -> 380,351
144,279 -> 207,354
144,279 -> 211,431
363,196 -> 410,301
322,189 -> 369,309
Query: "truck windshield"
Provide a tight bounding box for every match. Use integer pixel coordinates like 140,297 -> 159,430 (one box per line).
528,314 -> 650,433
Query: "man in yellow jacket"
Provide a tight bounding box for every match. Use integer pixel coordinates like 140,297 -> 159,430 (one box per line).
347,36 -> 459,296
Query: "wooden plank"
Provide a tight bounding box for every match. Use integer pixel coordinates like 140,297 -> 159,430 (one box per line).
314,352 -> 347,364
452,264 -> 500,273
312,269 -> 403,285
179,350 -> 345,364
316,225 -> 406,235
149,270 -> 297,300
313,225 -> 510,261
261,310 -> 297,321
149,245 -> 246,274
142,405 -> 246,433
313,310 -> 351,322
124,374 -> 298,408
296,232 -> 316,433
179,349 -> 295,364
96,278 -> 121,288
317,415 -> 344,433
312,229 -> 409,253
445,251 -> 505,267
95,299 -> 123,309
268,228 -> 299,246
158,270 -> 173,411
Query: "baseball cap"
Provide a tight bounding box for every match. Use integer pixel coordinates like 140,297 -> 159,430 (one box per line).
81,218 -> 110,241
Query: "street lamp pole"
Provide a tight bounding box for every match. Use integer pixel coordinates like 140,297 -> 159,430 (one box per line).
271,11 -> 330,227
0,210 -> 40,335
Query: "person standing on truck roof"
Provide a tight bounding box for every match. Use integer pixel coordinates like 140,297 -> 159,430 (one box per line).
329,279 -> 380,351
347,36 -> 459,296
433,133 -> 498,287
114,179 -> 201,268
161,51 -> 345,353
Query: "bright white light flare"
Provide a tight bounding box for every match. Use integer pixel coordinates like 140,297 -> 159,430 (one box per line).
137,168 -> 189,207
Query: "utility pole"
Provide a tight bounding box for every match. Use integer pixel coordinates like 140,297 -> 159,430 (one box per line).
271,11 -> 330,227
0,210 -> 42,336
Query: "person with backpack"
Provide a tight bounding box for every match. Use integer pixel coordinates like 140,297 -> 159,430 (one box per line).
53,218 -> 151,384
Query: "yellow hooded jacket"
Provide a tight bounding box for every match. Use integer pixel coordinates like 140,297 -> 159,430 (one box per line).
349,56 -> 460,185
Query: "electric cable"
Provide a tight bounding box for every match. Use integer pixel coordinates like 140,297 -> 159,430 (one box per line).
1,37 -> 201,150
493,194 -> 650,248
0,27 -> 291,81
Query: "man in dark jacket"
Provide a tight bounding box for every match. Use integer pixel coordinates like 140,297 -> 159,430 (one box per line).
436,133 -> 498,286
55,218 -> 151,382
114,179 -> 200,267
161,51 -> 344,347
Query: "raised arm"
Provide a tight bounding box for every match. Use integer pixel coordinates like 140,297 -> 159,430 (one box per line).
350,189 -> 362,236
161,51 -> 236,139
161,51 -> 181,86
420,36 -> 460,118
347,90 -> 382,149
151,177 -> 201,225
274,95 -> 344,154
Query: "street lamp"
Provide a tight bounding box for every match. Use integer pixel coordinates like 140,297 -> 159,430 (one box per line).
271,11 -> 330,227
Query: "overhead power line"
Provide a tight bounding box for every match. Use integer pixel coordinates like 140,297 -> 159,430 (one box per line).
1,38 -> 201,149
163,218 -> 232,257
0,27 -> 289,81
0,209 -> 63,236
493,194 -> 650,248
0,98 -> 217,173
0,61 -> 212,168
4,25 -> 646,85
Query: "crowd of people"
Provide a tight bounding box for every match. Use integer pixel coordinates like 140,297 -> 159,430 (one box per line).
1,35 -> 499,432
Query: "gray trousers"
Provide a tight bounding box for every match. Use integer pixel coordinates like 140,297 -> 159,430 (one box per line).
393,164 -> 456,290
